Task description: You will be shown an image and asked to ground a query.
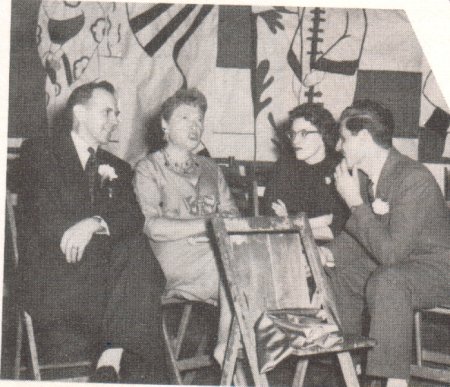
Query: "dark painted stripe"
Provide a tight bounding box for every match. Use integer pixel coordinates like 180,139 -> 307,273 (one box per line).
129,3 -> 172,34
217,5 -> 252,69
173,5 -> 214,88
143,4 -> 196,57
313,58 -> 359,75
61,53 -> 73,85
48,13 -> 85,45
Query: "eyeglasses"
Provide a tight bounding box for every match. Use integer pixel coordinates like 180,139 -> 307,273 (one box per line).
286,129 -> 320,141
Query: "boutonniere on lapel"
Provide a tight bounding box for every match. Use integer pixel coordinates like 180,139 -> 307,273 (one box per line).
324,176 -> 332,185
372,198 -> 389,215
98,164 -> 118,198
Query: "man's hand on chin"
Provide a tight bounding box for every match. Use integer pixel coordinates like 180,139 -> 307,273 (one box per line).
60,217 -> 105,263
334,159 -> 364,209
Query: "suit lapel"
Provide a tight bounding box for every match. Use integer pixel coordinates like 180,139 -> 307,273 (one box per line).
375,148 -> 403,201
52,133 -> 89,198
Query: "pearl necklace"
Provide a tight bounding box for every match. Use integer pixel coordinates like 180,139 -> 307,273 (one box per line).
162,149 -> 199,175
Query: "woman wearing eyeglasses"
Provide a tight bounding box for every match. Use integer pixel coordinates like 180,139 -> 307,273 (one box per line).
262,102 -> 349,237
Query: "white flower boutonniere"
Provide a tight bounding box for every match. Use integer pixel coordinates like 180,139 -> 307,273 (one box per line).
98,165 -> 118,198
324,176 -> 332,185
372,198 -> 389,215
98,164 -> 118,182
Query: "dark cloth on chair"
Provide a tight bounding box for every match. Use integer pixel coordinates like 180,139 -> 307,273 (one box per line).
17,134 -> 166,379
328,148 -> 450,379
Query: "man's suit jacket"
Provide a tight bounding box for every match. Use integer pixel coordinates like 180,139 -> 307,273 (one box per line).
331,148 -> 450,268
18,133 -> 145,323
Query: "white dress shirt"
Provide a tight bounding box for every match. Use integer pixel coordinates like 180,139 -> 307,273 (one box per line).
71,131 -> 109,235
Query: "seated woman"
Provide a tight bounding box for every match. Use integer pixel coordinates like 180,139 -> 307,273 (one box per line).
133,88 -> 239,365
262,102 -> 349,238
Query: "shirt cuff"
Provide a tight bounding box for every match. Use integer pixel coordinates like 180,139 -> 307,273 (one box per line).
93,216 -> 110,236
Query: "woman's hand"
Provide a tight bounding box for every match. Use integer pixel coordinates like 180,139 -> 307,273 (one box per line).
271,199 -> 288,217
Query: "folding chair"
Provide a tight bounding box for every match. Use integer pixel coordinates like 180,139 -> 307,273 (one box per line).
212,215 -> 376,387
162,299 -> 216,384
215,157 -> 259,216
410,306 -> 450,384
6,190 -> 91,381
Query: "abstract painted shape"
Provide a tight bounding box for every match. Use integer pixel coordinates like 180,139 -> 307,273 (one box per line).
48,12 -> 85,45
73,56 -> 90,80
252,59 -> 273,119
91,17 -> 110,43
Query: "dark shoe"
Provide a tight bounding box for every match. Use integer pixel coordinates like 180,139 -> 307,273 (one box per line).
90,366 -> 119,383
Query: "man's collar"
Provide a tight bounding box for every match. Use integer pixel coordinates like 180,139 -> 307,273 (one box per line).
71,131 -> 98,153
368,149 -> 389,189
71,131 -> 99,169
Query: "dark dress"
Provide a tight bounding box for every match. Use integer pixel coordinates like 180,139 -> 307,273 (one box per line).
262,151 -> 349,237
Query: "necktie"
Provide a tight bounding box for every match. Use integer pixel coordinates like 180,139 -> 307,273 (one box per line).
367,179 -> 375,203
86,147 -> 98,205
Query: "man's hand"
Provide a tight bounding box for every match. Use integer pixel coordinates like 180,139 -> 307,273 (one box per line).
334,159 -> 364,208
272,199 -> 288,217
60,218 -> 103,263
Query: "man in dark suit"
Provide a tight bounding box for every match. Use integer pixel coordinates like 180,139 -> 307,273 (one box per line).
326,100 -> 450,386
18,81 -> 166,383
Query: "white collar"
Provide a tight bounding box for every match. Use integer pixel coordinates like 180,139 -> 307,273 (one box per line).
71,131 -> 99,170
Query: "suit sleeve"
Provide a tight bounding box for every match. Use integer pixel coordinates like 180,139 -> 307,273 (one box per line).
328,190 -> 350,238
20,141 -> 82,244
344,170 -> 443,265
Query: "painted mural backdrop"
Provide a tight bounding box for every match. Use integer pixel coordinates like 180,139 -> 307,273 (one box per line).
37,1 -> 449,164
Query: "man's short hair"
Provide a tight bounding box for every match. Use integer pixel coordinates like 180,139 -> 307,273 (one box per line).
288,102 -> 339,153
66,81 -> 116,126
160,88 -> 207,122
340,99 -> 394,149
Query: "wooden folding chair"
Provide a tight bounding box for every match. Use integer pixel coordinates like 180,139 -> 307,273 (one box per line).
410,306 -> 450,384
215,157 -> 259,216
212,215 -> 376,387
161,299 -> 216,385
6,190 -> 91,381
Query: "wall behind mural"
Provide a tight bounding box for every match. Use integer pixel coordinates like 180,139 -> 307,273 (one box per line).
10,1 -> 450,164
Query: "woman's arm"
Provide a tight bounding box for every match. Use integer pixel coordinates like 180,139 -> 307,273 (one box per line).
134,159 -> 208,242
